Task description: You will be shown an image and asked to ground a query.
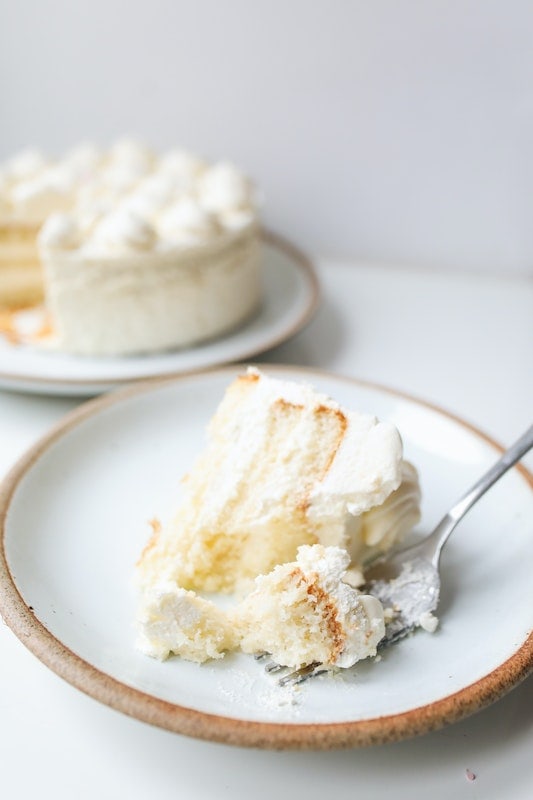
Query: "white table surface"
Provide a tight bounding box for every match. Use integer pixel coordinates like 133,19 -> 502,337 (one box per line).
1,260 -> 531,800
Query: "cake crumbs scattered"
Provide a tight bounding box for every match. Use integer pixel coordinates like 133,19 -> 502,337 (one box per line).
465,768 -> 476,782
216,669 -> 303,715
256,682 -> 302,711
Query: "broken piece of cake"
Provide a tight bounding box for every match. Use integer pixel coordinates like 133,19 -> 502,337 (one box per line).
236,545 -> 385,669
136,582 -> 238,662
136,545 -> 384,668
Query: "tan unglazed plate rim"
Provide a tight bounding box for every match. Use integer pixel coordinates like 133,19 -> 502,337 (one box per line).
0,365 -> 531,750
0,230 -> 320,394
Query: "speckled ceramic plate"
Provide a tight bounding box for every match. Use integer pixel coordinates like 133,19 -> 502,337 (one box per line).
0,232 -> 319,396
0,366 -> 531,749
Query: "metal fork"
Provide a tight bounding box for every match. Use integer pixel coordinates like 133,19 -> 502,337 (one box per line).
263,423 -> 533,685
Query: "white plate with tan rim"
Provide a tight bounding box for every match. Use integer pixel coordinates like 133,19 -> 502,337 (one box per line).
0,232 -> 319,396
0,365 -> 531,750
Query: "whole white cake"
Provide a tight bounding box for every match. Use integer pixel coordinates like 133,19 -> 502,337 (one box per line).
0,139 -> 261,355
37,147 -> 261,355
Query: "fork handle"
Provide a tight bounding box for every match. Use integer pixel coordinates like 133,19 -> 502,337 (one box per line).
429,423 -> 533,562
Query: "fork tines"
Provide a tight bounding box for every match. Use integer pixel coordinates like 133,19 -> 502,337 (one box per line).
255,653 -> 329,685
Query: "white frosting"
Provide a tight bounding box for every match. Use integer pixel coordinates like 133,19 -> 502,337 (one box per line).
75,180 -> 120,217
109,138 -> 155,175
40,224 -> 260,355
10,167 -> 74,220
38,213 -> 81,250
309,416 -> 403,518
0,141 -> 258,247
98,164 -> 143,194
62,142 -> 103,177
120,173 -> 179,219
198,162 -> 254,213
2,149 -> 48,183
158,149 -> 207,187
157,197 -> 221,243
88,209 -> 157,253
134,173 -> 177,205
219,368 -> 403,524
296,543 -> 350,591
419,610 -> 439,633
218,208 -> 256,231
121,191 -> 166,220
76,198 -> 117,235
136,581 -> 236,662
59,159 -> 256,253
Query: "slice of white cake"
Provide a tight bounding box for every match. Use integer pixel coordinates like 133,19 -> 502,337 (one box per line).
136,368 -> 421,594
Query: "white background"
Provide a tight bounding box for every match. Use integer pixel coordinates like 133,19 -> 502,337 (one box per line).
1,0 -> 532,273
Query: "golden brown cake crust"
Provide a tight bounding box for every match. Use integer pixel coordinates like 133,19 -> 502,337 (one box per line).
289,566 -> 346,661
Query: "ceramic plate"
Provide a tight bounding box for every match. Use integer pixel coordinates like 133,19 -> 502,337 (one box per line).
0,366 -> 531,750
0,233 -> 318,396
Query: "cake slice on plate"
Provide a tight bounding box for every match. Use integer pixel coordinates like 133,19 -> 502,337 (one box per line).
136,368 -> 421,594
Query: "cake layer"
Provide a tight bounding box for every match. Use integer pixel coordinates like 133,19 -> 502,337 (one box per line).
0,262 -> 44,309
0,222 -> 43,308
0,220 -> 42,247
